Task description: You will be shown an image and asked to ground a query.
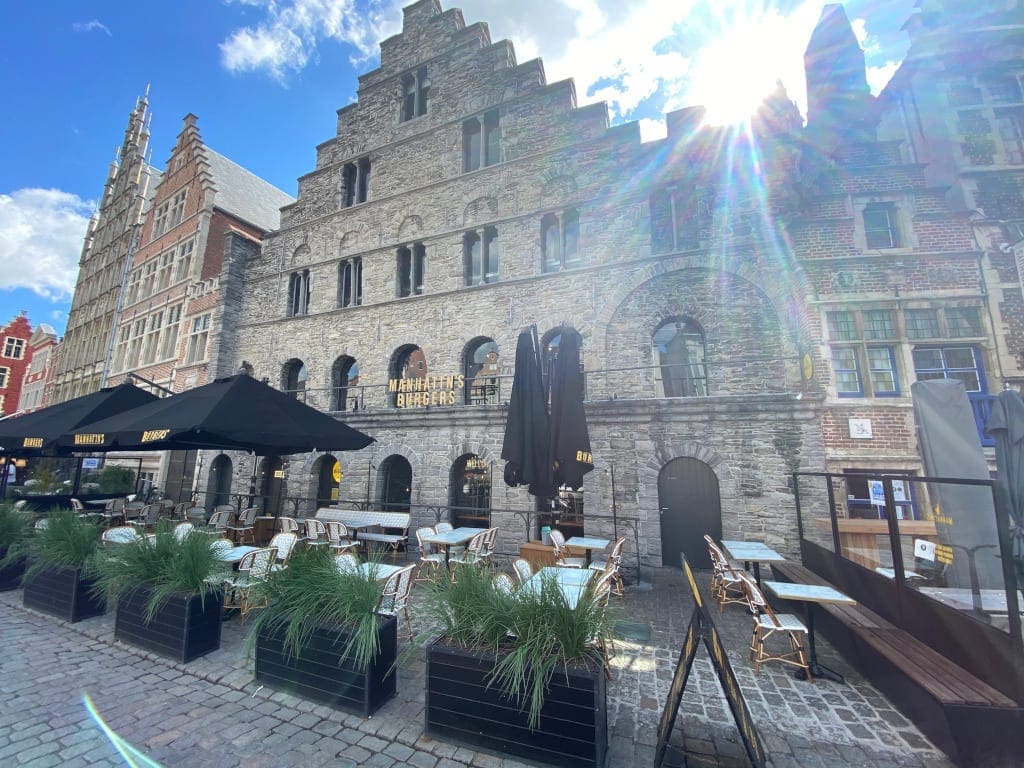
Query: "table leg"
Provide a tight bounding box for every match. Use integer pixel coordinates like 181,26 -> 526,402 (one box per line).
752,561 -> 762,586
795,604 -> 846,683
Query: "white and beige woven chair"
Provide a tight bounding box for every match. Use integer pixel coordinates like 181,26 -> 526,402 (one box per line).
102,526 -> 141,546
203,510 -> 231,534
740,572 -> 811,680
706,536 -> 748,613
268,531 -> 299,569
223,546 -> 278,623
129,504 -> 161,533
277,517 -> 300,535
476,527 -> 499,565
335,552 -> 360,573
376,563 -> 417,643
325,521 -> 358,554
170,501 -> 191,521
226,507 -> 259,544
449,530 -> 488,572
69,498 -> 85,513
589,536 -> 626,599
493,573 -> 515,595
512,557 -> 533,585
303,518 -> 327,542
415,526 -> 446,580
550,529 -> 586,569
172,522 -> 194,542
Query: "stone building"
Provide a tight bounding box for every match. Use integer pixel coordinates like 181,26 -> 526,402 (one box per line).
19,323 -> 58,414
0,313 -> 34,416
102,113 -> 294,497
51,93 -> 160,405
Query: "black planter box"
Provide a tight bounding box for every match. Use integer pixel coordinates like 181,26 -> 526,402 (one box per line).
255,614 -> 397,717
115,585 -> 224,663
425,639 -> 608,768
0,546 -> 25,591
22,564 -> 105,622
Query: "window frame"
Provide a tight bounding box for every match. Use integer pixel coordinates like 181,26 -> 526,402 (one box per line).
863,202 -> 899,249
338,257 -> 363,308
462,110 -> 501,173
2,337 -> 26,359
342,158 -> 371,207
397,243 -> 426,297
288,270 -> 311,317
0,366 -> 9,388
464,227 -> 499,286
184,313 -> 212,365
400,67 -> 429,122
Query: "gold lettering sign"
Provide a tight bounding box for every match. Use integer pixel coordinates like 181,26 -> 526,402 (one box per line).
388,373 -> 465,409
74,433 -> 105,446
273,470 -> 285,478
575,450 -> 593,464
141,429 -> 171,443
22,437 -> 44,448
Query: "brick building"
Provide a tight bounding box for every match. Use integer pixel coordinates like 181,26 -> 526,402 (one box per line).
19,323 -> 58,414
0,313 -> 34,416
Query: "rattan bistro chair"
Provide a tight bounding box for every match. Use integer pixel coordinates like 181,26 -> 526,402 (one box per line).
226,507 -> 259,544
705,536 -> 748,613
376,563 -> 417,643
325,521 -> 358,554
512,558 -> 533,585
223,546 -> 278,623
268,532 -> 299,569
303,518 -> 327,543
415,526 -> 446,580
589,536 -> 626,598
550,529 -> 586,569
739,572 -> 811,680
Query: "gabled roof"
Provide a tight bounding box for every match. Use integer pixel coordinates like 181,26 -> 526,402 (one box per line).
205,149 -> 295,233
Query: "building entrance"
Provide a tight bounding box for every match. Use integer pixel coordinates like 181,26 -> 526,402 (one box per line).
379,455 -> 412,511
658,457 -> 721,568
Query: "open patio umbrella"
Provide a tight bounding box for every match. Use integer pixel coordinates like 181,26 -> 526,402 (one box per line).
58,374 -> 373,455
0,383 -> 159,456
985,388 -> 1024,584
501,326 -> 554,498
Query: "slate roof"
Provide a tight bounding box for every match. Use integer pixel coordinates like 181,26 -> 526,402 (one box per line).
206,149 -> 295,233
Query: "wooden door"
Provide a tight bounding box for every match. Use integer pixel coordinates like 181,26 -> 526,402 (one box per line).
658,458 -> 721,568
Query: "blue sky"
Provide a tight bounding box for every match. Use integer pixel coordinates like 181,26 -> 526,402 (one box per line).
0,0 -> 916,338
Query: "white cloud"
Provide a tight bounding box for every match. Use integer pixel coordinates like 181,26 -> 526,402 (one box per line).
220,0 -> 403,79
867,61 -> 900,95
72,20 -> 112,37
0,189 -> 92,300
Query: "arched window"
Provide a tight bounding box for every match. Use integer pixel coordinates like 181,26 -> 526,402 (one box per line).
390,345 -> 427,407
653,318 -> 707,397
283,358 -> 308,401
464,338 -> 500,405
450,454 -> 491,527
331,356 -> 360,411
288,270 -> 310,316
206,454 -> 232,509
541,209 -> 582,272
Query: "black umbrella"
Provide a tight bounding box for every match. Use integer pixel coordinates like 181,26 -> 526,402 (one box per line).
58,374 -> 373,455
547,328 -> 594,490
501,326 -> 554,498
0,383 -> 159,456
985,388 -> 1024,583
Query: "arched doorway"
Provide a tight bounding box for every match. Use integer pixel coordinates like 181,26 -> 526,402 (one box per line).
310,455 -> 339,509
449,453 -> 491,527
378,455 -> 412,512
205,454 -> 233,509
260,456 -> 284,516
658,458 -> 721,568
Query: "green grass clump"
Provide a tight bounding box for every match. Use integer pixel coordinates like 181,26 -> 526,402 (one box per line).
16,509 -> 102,580
0,503 -> 33,554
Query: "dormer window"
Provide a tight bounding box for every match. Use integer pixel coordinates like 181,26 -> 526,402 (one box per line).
400,67 -> 429,122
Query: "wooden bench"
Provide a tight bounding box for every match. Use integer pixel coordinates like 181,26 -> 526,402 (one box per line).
772,561 -> 1022,766
315,508 -> 410,560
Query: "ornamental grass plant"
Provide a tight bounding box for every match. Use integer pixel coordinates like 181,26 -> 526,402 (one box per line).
425,563 -> 617,729
14,508 -> 102,579
90,519 -> 230,621
0,502 -> 33,558
246,545 -> 388,671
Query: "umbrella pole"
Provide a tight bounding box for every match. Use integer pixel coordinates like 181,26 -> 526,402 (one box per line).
609,464 -> 619,542
248,458 -> 258,511
72,456 -> 84,497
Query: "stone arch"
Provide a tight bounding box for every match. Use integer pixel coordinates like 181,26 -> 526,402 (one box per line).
539,174 -> 578,208
369,442 -> 423,505
463,196 -> 499,226
397,215 -> 424,243
289,243 -> 311,269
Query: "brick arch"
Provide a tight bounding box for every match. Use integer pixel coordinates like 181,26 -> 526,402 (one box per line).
445,439 -> 496,466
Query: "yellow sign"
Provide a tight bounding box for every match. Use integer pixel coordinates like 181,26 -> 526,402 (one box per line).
141,429 -> 171,443
74,433 -> 105,446
273,470 -> 285,479
22,437 -> 43,448
389,374 -> 465,408
332,462 -> 342,483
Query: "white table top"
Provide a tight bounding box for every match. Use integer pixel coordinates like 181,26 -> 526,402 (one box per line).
420,527 -> 488,546
763,580 -> 856,605
335,560 -> 404,580
83,498 -> 118,507
565,536 -> 610,550
721,540 -> 786,563
522,567 -> 595,607
216,545 -> 260,564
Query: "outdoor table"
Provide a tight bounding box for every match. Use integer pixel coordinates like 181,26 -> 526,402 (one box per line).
721,540 -> 786,586
521,566 -> 594,608
83,498 -> 117,507
215,545 -> 260,565
565,536 -> 611,566
763,580 -> 855,683
420,527 -> 488,567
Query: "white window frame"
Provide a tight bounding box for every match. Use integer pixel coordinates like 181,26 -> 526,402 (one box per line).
2,338 -> 25,359
0,366 -> 9,388
185,314 -> 211,364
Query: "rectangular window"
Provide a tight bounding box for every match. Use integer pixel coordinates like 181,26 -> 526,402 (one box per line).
984,75 -> 1023,104
832,347 -> 862,396
140,261 -> 157,299
844,471 -> 918,520
288,270 -> 310,316
483,110 -> 501,167
864,203 -> 899,248
338,258 -> 363,308
905,308 -> 940,339
867,346 -> 899,395
946,307 -> 982,337
174,239 -> 194,283
126,319 -> 145,370
400,67 -> 429,121
156,250 -> 174,291
863,310 -> 896,340
463,119 -> 481,172
342,158 -> 371,206
141,311 -> 163,365
112,325 -> 130,372
463,111 -> 501,173
185,314 -> 211,364
397,244 -> 426,297
2,338 -> 25,359
125,269 -> 141,306
995,108 -> 1024,164
0,366 -> 9,388
913,346 -> 982,391
152,201 -> 170,238
169,189 -> 187,227
827,311 -> 858,341
160,304 -> 182,360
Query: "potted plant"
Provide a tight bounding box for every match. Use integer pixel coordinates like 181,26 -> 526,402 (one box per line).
248,545 -> 398,717
0,503 -> 32,590
424,565 -> 615,768
90,520 -> 229,662
18,509 -> 106,622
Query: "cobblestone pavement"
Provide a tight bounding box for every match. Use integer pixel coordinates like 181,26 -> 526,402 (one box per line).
0,564 -> 954,768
